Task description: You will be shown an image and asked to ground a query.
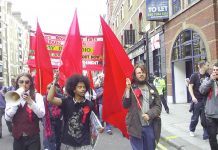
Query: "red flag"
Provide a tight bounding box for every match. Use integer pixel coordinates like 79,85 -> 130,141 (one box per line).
34,21 -> 53,94
100,17 -> 134,138
87,71 -> 94,89
59,10 -> 82,86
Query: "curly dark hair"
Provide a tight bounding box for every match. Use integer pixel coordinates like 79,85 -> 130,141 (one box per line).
65,74 -> 90,97
15,73 -> 35,99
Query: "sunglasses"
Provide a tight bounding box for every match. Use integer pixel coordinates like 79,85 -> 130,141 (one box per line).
18,80 -> 30,84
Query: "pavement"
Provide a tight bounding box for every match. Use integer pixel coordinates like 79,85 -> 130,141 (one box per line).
160,103 -> 211,150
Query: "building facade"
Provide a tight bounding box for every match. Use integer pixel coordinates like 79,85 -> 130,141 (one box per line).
0,0 -> 30,86
165,0 -> 218,103
107,0 -> 218,103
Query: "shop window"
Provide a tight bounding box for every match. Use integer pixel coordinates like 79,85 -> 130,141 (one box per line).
172,0 -> 181,15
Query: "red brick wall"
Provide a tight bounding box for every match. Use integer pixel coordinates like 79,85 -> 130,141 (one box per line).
164,0 -> 218,96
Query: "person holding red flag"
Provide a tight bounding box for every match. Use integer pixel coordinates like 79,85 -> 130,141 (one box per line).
123,64 -> 162,150
47,72 -> 103,150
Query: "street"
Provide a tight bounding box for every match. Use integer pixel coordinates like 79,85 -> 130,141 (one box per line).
0,118 -> 178,150
0,119 -> 132,150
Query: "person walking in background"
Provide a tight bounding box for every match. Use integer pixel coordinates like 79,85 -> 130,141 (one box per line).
5,78 -> 16,134
199,62 -> 218,150
47,73 -> 103,150
8,78 -> 16,91
95,78 -> 113,135
188,61 -> 209,139
0,82 -> 6,138
43,83 -> 63,150
123,64 -> 162,150
153,73 -> 169,114
4,73 -> 45,150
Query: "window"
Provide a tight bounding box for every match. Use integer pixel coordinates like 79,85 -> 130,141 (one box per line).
121,35 -> 124,45
121,5 -> 124,20
0,48 -> 2,60
172,29 -> 206,61
172,0 -> 181,15
138,13 -> 142,33
0,65 -> 2,77
188,0 -> 196,4
130,24 -> 133,30
128,0 -> 132,8
153,49 -> 161,75
116,17 -> 119,28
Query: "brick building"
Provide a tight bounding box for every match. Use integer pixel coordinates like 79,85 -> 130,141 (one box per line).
165,0 -> 218,103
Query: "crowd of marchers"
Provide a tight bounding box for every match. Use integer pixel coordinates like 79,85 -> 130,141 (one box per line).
1,62 -> 218,150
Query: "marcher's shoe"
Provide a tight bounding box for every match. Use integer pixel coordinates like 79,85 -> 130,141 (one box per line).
0,134 -> 2,138
166,109 -> 169,114
189,131 -> 195,137
106,130 -> 113,135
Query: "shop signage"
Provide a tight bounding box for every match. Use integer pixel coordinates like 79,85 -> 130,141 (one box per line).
146,0 -> 169,21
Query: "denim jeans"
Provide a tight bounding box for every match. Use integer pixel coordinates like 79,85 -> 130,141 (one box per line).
130,125 -> 155,150
0,108 -> 4,137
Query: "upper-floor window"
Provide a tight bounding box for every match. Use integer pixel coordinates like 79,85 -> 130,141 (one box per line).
128,0 -> 132,8
121,35 -> 124,45
0,65 -> 3,77
172,0 -> 181,15
188,0 -> 196,4
138,13 -> 142,33
121,5 -> 124,20
0,48 -> 2,61
116,17 -> 119,28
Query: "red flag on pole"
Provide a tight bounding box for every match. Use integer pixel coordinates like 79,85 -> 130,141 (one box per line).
87,71 -> 94,89
100,17 -> 134,138
59,10 -> 82,86
34,21 -> 53,95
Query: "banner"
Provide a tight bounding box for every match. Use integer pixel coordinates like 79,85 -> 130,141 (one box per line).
146,0 -> 169,21
28,32 -> 104,71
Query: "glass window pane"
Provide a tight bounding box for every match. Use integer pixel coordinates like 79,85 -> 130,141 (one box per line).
193,40 -> 200,55
172,0 -> 181,14
173,38 -> 180,47
181,44 -> 192,58
181,30 -> 191,43
188,0 -> 196,4
172,47 -> 179,60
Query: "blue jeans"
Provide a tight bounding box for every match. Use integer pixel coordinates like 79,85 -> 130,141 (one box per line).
105,123 -> 112,131
130,125 -> 155,150
98,104 -> 103,122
